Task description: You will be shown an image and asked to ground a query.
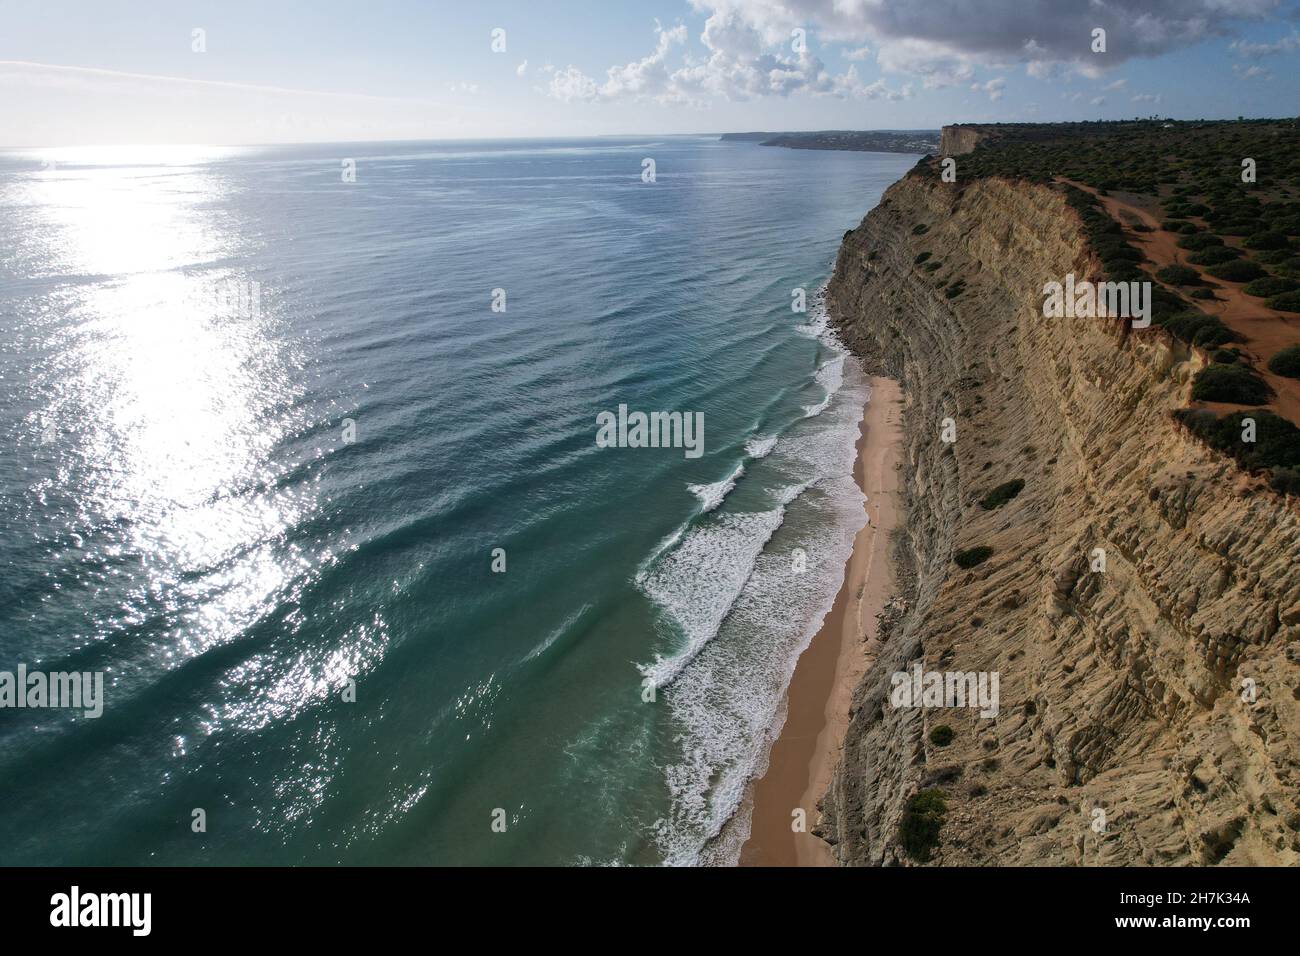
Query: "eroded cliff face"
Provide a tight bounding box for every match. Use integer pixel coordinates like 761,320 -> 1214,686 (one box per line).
939,125 -> 984,156
821,173 -> 1300,866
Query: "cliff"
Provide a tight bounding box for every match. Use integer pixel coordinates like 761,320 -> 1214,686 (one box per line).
820,172 -> 1300,865
939,125 -> 984,156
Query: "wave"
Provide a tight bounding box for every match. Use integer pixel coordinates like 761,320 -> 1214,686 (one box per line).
686,462 -> 745,514
648,280 -> 877,866
801,393 -> 833,418
520,602 -> 594,664
654,473 -> 869,865
636,506 -> 788,690
744,434 -> 777,459
802,352 -> 846,418
635,524 -> 688,586
641,432 -> 781,584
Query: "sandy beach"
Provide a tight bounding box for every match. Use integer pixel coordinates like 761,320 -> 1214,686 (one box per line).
739,375 -> 902,867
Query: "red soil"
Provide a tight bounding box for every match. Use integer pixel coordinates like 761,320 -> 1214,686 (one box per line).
1059,177 -> 1300,425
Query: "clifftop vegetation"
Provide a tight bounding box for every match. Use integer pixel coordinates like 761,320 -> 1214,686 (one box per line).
919,119 -> 1300,494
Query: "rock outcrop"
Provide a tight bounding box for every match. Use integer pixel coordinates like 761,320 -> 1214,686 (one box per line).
820,171 -> 1300,866
939,125 -> 984,156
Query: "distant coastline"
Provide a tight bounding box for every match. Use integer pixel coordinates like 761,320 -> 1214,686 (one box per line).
721,129 -> 940,155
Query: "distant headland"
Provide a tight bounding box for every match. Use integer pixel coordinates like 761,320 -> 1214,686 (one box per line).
720,129 -> 941,155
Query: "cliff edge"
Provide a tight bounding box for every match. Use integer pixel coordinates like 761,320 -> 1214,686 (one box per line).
939,125 -> 984,156
820,171 -> 1300,865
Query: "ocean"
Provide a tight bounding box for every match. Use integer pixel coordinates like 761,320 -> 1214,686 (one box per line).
0,136 -> 914,865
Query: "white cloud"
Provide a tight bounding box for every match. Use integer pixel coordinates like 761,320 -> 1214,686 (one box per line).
547,21 -> 686,103
544,1 -> 1286,109
1131,92 -> 1163,103
683,0 -> 1280,86
547,66 -> 598,102
546,14 -> 906,105
835,65 -> 913,100
970,77 -> 1006,101
875,37 -> 976,88
1232,63 -> 1271,78
600,21 -> 688,100
1229,32 -> 1299,56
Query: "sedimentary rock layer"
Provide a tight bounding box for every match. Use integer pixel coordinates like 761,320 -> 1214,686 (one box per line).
821,168 -> 1300,866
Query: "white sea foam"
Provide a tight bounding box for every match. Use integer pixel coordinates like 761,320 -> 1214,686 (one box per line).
745,434 -> 778,459
645,283 -> 876,866
635,524 -> 688,586
686,462 -> 744,513
801,393 -> 832,418
520,602 -> 593,663
802,353 -> 846,418
637,506 -> 788,689
793,308 -> 828,339
654,472 -> 868,866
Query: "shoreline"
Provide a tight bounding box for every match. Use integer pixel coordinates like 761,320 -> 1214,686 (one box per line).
738,375 -> 902,867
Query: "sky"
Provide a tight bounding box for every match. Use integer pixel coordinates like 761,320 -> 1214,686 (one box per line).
2,0 -> 1299,147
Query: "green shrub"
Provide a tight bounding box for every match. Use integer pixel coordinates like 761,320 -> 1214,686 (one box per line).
912,223 -> 930,235
1206,259 -> 1267,282
1156,264 -> 1200,286
1162,311 -> 1238,348
980,479 -> 1025,510
1188,247 -> 1240,266
1245,231 -> 1290,251
954,546 -> 993,569
945,280 -> 966,299
1268,291 -> 1300,313
1268,345 -> 1300,379
1174,408 -> 1300,471
1272,467 -> 1300,495
1274,258 -> 1300,279
1218,221 -> 1259,237
929,725 -> 955,747
899,789 -> 947,862
1107,264 -> 1146,282
1243,276 -> 1300,298
1178,233 -> 1222,250
1099,244 -> 1139,261
914,251 -> 932,265
1191,364 -> 1272,404
1190,288 -> 1217,299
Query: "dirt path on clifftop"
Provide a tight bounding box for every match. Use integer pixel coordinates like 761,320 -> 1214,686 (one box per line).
1058,177 -> 1300,425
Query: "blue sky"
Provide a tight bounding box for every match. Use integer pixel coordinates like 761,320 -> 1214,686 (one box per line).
2,0 -> 1298,146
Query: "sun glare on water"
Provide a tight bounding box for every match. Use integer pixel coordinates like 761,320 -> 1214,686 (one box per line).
18,145 -> 320,666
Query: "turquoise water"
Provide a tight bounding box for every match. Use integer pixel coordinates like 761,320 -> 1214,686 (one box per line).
0,137 -> 912,865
